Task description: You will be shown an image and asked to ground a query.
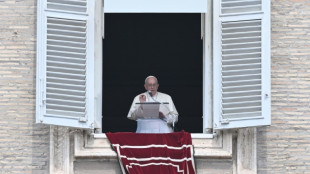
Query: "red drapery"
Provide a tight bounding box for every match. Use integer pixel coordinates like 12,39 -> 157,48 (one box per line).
106,131 -> 196,174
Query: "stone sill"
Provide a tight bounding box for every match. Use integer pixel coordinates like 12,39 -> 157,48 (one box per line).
94,133 -> 214,139
75,131 -> 232,159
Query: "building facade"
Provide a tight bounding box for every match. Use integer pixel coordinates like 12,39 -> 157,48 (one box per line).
0,0 -> 310,173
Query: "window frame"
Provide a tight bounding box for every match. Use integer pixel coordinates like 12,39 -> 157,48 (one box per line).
202,0 -> 213,133
104,0 -> 208,13
99,0 -> 214,135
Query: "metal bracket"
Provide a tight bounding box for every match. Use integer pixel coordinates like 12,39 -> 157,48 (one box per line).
212,129 -> 221,137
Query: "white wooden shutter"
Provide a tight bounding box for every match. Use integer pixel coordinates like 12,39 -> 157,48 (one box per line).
36,0 -> 96,129
213,0 -> 271,129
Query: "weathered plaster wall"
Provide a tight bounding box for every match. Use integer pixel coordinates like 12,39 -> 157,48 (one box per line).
257,0 -> 310,173
0,0 -> 49,173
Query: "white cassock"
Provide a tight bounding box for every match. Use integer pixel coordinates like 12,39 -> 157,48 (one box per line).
127,91 -> 178,133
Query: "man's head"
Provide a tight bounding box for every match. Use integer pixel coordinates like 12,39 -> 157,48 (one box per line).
144,76 -> 159,96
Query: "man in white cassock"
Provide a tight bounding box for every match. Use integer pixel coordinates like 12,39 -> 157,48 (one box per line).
127,76 -> 178,133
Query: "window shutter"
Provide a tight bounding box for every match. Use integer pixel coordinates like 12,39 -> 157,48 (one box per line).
213,0 -> 271,129
36,0 -> 97,129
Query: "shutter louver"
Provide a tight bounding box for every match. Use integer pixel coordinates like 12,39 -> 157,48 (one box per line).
221,0 -> 262,15
36,0 -> 95,129
46,17 -> 87,118
213,0 -> 270,129
47,0 -> 87,13
221,19 -> 262,120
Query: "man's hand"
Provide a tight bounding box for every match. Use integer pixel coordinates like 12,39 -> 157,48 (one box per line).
139,95 -> 146,103
159,112 -> 165,119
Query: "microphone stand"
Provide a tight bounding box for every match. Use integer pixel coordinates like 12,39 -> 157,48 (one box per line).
147,91 -> 175,131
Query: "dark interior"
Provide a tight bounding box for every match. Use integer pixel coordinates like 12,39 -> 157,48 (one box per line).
102,13 -> 203,133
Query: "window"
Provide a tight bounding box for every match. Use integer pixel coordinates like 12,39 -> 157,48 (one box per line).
36,0 -> 271,133
101,13 -> 203,133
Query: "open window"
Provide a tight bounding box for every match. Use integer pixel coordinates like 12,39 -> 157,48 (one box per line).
101,13 -> 203,133
36,0 -> 271,133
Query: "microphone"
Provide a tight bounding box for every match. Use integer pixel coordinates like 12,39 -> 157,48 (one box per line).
148,91 -> 153,97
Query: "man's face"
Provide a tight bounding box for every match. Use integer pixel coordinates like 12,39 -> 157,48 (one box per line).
144,77 -> 159,95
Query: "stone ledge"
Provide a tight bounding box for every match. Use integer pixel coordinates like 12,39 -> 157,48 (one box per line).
74,131 -> 233,158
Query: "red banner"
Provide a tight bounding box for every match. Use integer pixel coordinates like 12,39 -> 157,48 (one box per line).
106,131 -> 196,174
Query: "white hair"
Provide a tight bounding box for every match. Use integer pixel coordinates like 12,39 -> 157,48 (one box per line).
144,76 -> 158,84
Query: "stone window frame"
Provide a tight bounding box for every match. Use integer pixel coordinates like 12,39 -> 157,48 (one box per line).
40,0 -> 269,172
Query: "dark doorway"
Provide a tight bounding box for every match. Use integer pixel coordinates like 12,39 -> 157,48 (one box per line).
102,13 -> 203,133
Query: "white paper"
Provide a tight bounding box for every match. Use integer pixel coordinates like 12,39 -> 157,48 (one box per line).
137,103 -> 160,119
159,103 -> 170,116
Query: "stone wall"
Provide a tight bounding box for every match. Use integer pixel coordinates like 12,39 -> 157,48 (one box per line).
0,0 -> 49,173
257,0 -> 310,173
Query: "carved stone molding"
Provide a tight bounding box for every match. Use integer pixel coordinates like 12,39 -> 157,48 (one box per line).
49,127 -> 257,174
49,126 -> 73,174
237,128 -> 257,174
74,131 -> 233,158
